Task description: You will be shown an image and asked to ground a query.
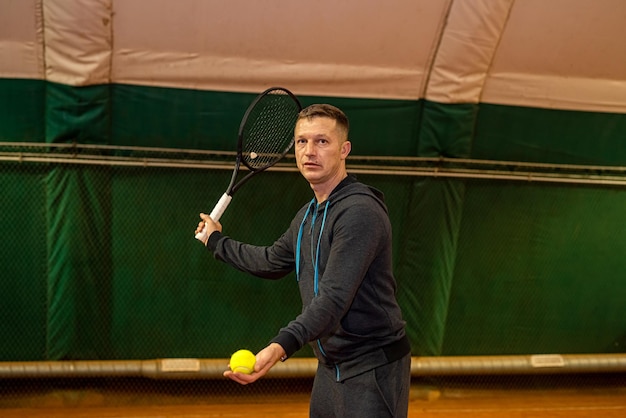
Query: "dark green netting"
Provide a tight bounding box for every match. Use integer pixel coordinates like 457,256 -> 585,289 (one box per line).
0,165 -> 47,360
443,182 -> 626,355
108,169 -> 313,358
2,163 -> 625,360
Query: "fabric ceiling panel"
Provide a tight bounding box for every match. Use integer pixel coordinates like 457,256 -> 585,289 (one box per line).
43,0 -> 113,86
483,0 -> 626,113
426,0 -> 514,103
111,0 -> 449,99
0,0 -> 43,79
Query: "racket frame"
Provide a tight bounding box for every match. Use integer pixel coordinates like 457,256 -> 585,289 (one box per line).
196,86 -> 301,241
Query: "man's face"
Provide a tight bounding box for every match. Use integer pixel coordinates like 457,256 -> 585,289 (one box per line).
294,116 -> 350,186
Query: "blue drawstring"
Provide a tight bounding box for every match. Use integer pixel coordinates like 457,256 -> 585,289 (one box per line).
295,199 -> 337,380
295,199 -> 330,296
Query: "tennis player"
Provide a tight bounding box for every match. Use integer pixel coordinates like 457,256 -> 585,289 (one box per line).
196,104 -> 411,417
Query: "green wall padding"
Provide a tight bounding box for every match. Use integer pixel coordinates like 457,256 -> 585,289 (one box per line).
111,85 -> 251,150
45,167 -> 113,359
111,84 -> 422,156
0,78 -> 45,141
395,179 -> 466,356
418,101 -> 477,158
302,97 -> 422,156
473,104 -> 626,166
46,82 -> 111,144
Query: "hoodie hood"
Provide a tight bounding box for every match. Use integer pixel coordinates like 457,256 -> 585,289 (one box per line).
321,174 -> 388,213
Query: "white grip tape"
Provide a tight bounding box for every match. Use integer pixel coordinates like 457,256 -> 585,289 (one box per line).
195,193 -> 232,242
209,193 -> 232,222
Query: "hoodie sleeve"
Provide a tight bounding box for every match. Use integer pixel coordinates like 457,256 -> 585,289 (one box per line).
207,229 -> 296,279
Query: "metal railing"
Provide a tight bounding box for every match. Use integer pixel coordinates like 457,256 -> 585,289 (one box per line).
1,354 -> 626,379
1,142 -> 625,186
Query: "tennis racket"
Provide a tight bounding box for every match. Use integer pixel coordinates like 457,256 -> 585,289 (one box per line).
195,86 -> 302,242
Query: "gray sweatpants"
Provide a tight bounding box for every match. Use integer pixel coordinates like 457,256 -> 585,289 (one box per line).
309,353 -> 411,418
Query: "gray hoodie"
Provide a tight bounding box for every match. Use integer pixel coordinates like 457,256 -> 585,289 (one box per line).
207,175 -> 409,381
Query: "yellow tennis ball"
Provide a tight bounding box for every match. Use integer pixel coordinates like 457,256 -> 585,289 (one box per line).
230,349 -> 256,374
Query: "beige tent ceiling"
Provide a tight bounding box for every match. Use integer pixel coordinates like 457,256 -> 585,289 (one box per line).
1,0 -> 625,113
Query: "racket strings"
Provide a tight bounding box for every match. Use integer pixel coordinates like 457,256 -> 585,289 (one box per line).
242,90 -> 299,170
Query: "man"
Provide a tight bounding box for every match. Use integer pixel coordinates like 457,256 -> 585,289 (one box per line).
196,104 -> 411,417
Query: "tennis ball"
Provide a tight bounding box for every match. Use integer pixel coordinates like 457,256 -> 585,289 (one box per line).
229,349 -> 256,374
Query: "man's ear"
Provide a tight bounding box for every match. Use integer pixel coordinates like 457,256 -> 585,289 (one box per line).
341,140 -> 351,160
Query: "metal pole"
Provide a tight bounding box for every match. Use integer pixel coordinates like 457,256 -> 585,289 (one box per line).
1,354 -> 626,379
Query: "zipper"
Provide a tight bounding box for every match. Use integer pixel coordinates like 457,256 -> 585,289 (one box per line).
295,200 -> 314,282
316,339 -> 341,381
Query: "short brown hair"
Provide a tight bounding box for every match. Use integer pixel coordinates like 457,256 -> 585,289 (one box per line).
297,104 -> 349,137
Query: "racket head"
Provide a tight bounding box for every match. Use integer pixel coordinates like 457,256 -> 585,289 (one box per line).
238,87 -> 302,172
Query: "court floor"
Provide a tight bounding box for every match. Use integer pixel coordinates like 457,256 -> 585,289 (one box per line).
1,375 -> 625,417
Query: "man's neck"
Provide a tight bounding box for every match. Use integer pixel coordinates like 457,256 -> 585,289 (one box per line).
311,172 -> 348,203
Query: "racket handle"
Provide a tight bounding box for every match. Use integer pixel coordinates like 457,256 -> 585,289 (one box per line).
209,193 -> 233,223
195,193 -> 233,242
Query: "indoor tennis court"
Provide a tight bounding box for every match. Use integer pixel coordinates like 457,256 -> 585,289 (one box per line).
1,373 -> 625,417
1,0 -> 625,416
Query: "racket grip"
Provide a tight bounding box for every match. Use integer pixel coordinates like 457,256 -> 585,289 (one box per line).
195,193 -> 233,242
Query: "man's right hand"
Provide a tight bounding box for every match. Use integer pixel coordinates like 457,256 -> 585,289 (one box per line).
195,213 -> 222,245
